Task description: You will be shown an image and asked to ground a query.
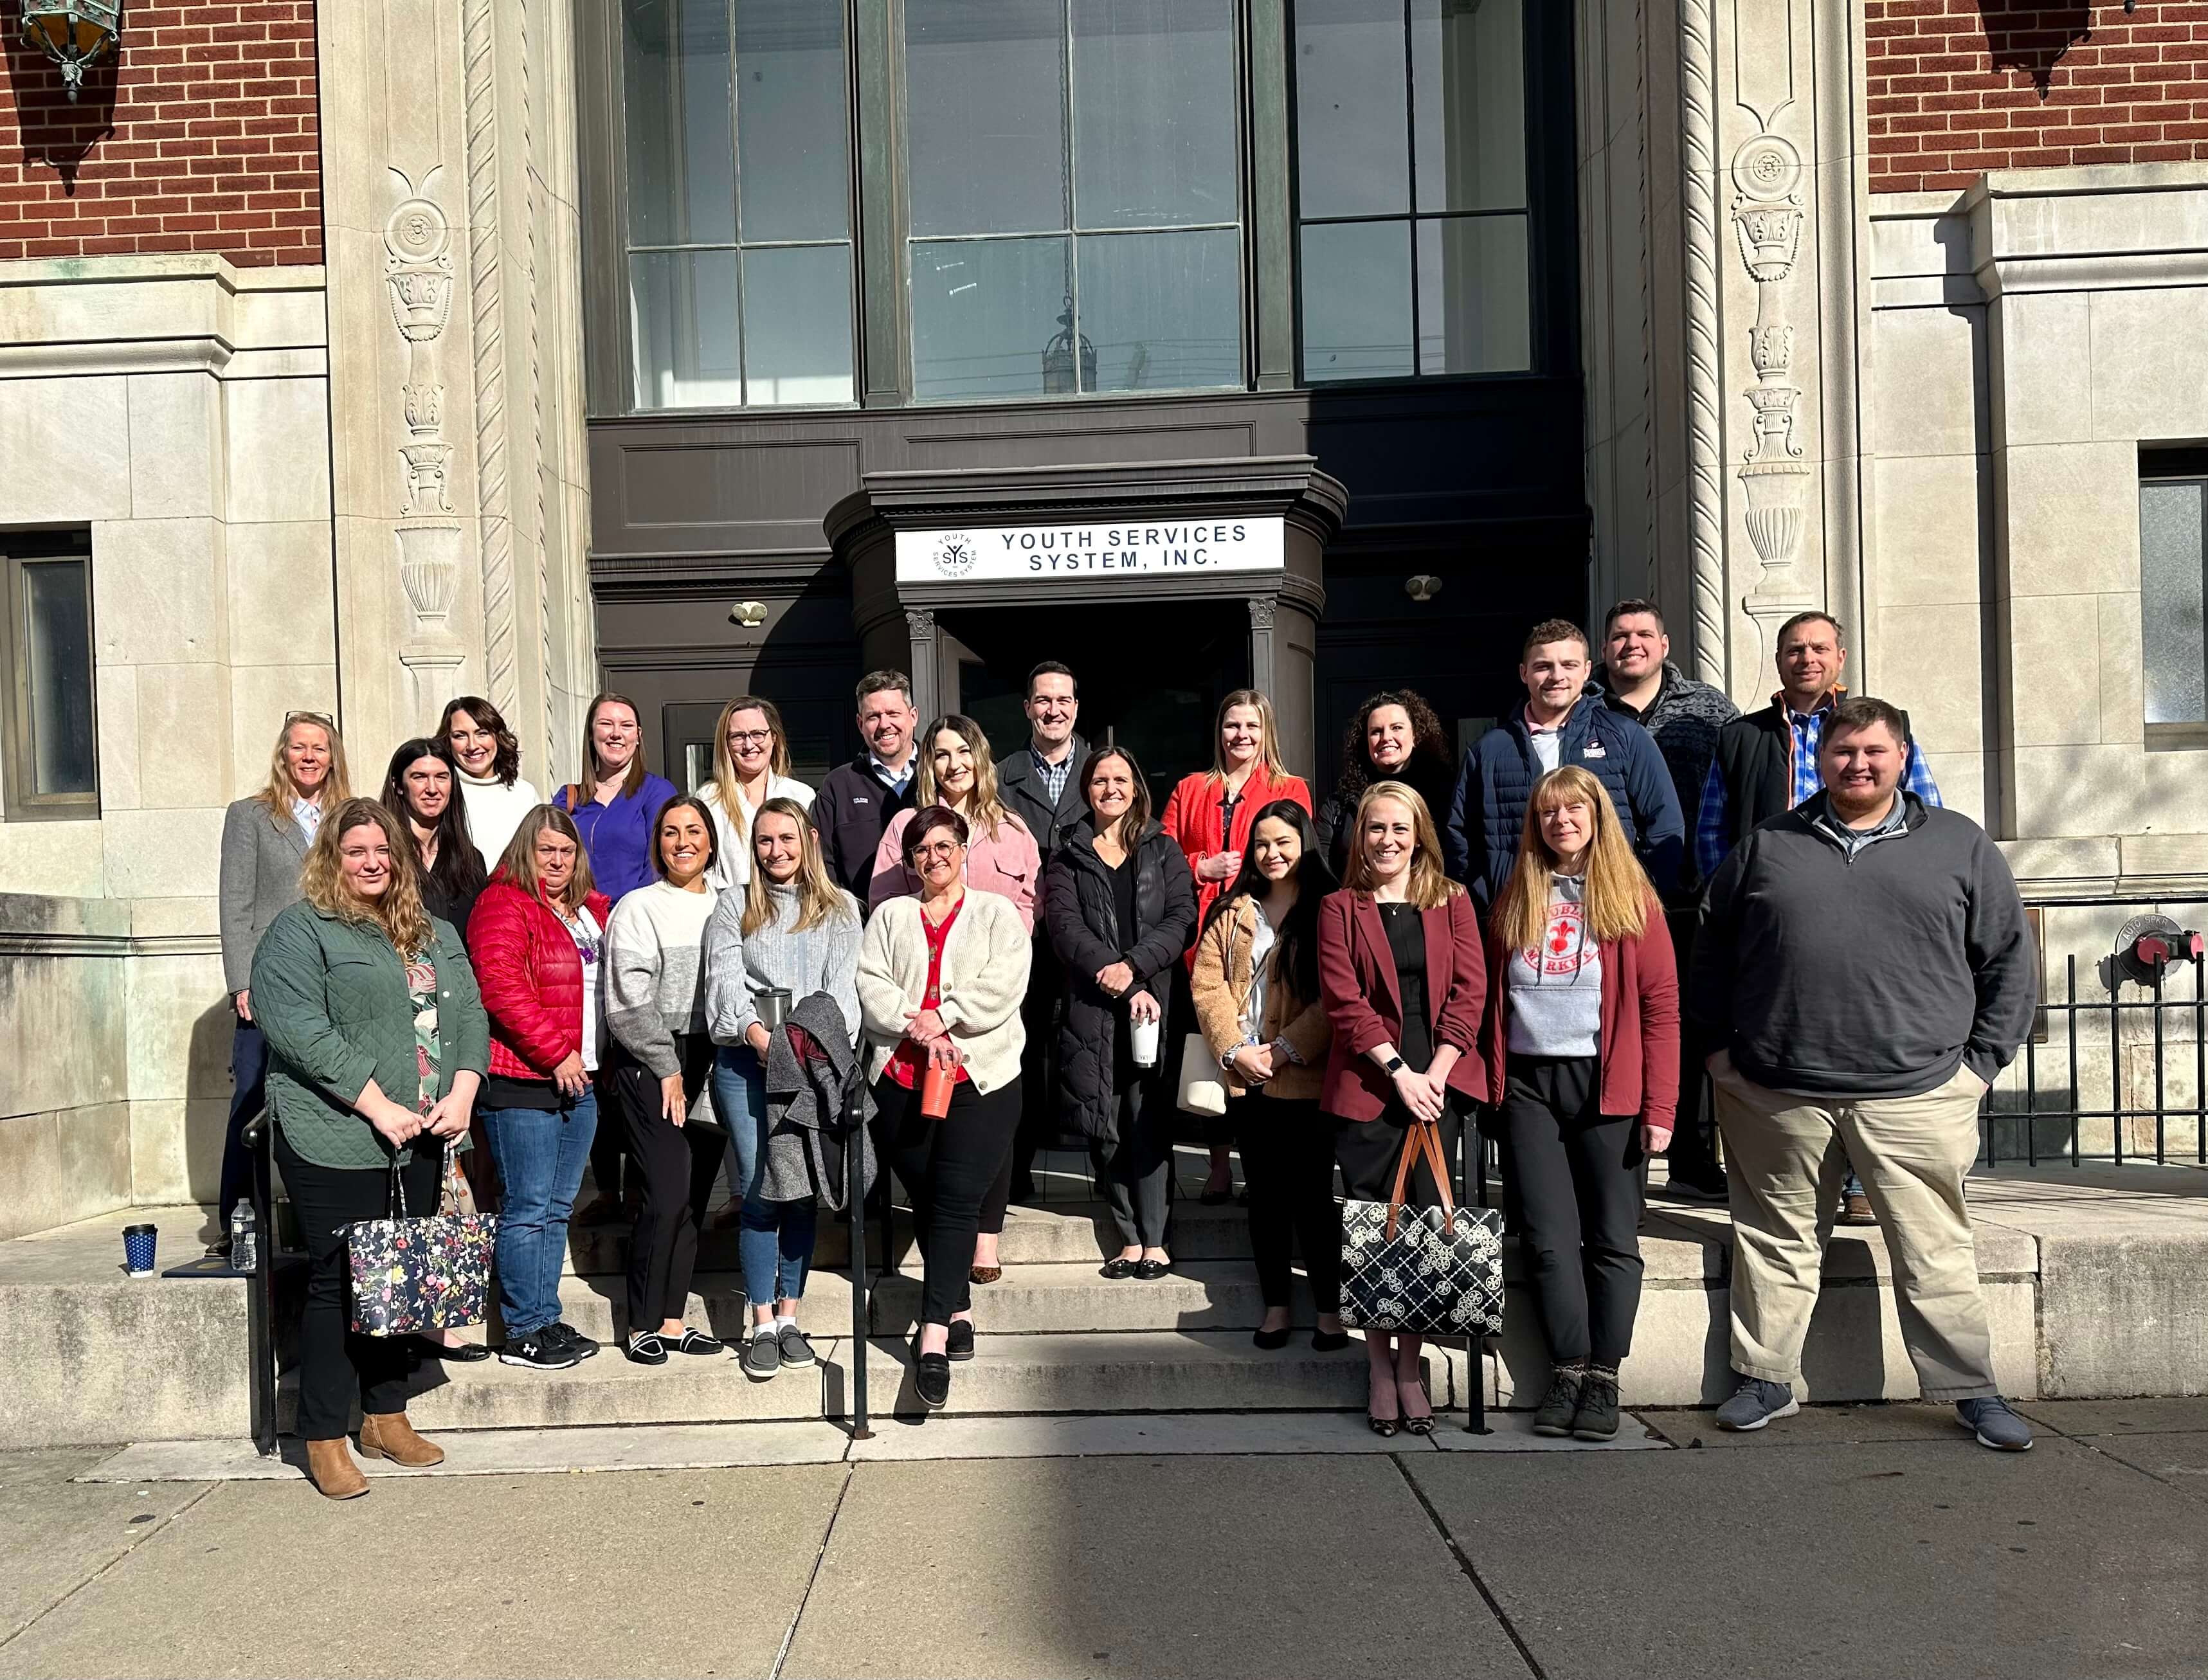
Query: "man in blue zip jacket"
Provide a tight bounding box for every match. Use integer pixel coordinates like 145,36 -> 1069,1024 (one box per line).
1445,617 -> 1685,908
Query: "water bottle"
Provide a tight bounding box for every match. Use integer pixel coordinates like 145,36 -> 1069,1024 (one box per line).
230,1203 -> 258,1273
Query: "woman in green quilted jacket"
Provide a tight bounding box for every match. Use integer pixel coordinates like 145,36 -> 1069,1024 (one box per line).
249,797 -> 489,1501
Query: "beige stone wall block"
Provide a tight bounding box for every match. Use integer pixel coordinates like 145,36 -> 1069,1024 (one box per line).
2095,593 -> 2145,748
1999,835 -> 2121,887
1933,752 -> 1987,827
2000,441 -> 2141,600
1870,307 -> 1982,460
1873,455 -> 1985,606
129,896 -> 217,938
95,664 -> 140,813
319,224 -> 397,519
0,821 -> 107,898
226,521 -> 338,669
1990,291 -> 2092,447
0,375 -> 131,521
2117,831 -> 2208,880
2137,748 -> 2208,838
1878,602 -> 1985,754
89,517 -> 222,667
0,1104 -> 131,1241
125,373 -> 222,520
223,377 -> 332,525
225,665 -> 340,804
102,808 -> 226,901
137,1095 -> 233,1207
0,946 -> 126,1118
2006,595 -> 2102,748
2007,744 -> 2143,840
2088,287 -> 2208,444
134,664 -> 230,811
124,952 -> 233,1104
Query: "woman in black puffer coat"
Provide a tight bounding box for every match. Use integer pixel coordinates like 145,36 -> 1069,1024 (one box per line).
1314,691 -> 1458,881
1045,745 -> 1199,1278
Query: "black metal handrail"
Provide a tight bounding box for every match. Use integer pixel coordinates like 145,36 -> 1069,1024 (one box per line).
242,1109 -> 279,1457
844,1081 -> 873,1441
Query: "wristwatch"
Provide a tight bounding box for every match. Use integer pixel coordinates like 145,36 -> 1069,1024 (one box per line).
1382,1054 -> 1406,1076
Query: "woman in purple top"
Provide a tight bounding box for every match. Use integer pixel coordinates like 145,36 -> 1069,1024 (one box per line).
555,693 -> 682,904
559,691 -> 680,1225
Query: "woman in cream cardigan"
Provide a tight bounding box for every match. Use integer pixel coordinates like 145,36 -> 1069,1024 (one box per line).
857,804 -> 1031,1411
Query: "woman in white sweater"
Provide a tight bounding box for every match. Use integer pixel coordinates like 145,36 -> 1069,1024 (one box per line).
698,695 -> 814,892
605,793 -> 723,1366
857,804 -> 1031,1410
437,696 -> 543,870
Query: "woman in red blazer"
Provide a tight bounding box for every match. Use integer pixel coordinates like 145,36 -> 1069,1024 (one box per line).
1161,689 -> 1312,1202
1317,781 -> 1488,1437
1480,766 -> 1678,1445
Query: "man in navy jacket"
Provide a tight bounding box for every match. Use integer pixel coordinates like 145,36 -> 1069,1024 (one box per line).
1445,618 -> 1685,907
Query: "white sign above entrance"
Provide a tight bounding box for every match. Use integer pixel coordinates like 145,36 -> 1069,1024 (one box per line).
895,516 -> 1285,585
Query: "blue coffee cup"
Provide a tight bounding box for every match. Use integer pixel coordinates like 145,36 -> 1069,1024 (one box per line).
123,1223 -> 158,1277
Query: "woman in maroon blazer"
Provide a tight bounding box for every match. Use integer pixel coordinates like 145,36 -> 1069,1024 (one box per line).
1317,781 -> 1489,1437
1480,766 -> 1679,1445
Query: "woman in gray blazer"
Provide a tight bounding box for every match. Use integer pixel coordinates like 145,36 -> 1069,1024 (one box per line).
215,710 -> 351,1254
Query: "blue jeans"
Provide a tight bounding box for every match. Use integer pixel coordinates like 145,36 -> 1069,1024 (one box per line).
712,1046 -> 817,1307
482,1092 -> 598,1337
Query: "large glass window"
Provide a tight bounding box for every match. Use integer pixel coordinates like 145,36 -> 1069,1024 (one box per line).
622,0 -> 855,409
903,0 -> 1244,402
1293,0 -> 1529,381
3,539 -> 97,820
2142,455 -> 2208,745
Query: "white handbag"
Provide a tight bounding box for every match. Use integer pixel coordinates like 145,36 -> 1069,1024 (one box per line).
1175,1031 -> 1228,1117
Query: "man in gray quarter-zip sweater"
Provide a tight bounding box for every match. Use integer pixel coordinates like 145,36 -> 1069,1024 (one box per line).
1689,695 -> 2040,1450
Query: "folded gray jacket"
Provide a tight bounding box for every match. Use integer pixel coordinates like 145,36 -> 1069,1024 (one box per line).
759,991 -> 875,1211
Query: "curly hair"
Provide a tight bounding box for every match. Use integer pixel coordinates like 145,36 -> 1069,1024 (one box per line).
1332,690 -> 1454,810
299,798 -> 433,959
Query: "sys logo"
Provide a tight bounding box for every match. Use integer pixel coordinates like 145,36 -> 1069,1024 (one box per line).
930,534 -> 976,578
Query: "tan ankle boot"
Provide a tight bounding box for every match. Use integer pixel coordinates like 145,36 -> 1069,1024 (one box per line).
305,1437 -> 369,1499
358,1411 -> 445,1468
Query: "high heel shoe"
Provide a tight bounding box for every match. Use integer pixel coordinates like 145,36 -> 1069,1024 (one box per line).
1399,1375 -> 1436,1436
1366,1370 -> 1400,1438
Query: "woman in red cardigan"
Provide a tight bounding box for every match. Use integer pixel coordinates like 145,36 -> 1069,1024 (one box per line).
1317,781 -> 1488,1436
1481,766 -> 1679,1443
1162,689 -> 1312,1202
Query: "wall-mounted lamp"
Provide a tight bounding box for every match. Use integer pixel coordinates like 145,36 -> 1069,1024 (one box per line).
730,600 -> 768,628
1404,574 -> 1443,603
22,0 -> 123,100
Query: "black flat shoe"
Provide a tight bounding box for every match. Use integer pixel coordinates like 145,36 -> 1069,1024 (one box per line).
671,1328 -> 724,1356
946,1319 -> 976,1361
1198,1187 -> 1231,1207
1133,1258 -> 1170,1280
1253,1326 -> 1291,1351
1100,1257 -> 1139,1279
914,1351 -> 952,1409
411,1337 -> 491,1363
1311,1329 -> 1351,1353
624,1332 -> 668,1366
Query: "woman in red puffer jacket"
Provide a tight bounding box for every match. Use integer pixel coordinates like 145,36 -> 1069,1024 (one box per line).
466,806 -> 613,1370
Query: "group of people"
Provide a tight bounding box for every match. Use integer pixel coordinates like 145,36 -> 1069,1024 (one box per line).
215,594 -> 2040,1500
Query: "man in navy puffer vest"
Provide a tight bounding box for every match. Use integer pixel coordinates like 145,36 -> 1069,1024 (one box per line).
1444,618 -> 1685,908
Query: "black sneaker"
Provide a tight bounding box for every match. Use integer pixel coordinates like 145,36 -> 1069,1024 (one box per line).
945,1319 -> 975,1362
1532,1366 -> 1586,1438
914,1351 -> 952,1409
498,1332 -> 580,1371
547,1322 -> 600,1361
1662,1165 -> 1730,1204
1572,1369 -> 1622,1441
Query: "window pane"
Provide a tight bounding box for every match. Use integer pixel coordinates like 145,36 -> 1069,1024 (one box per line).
630,249 -> 743,408
1412,0 -> 1525,212
1075,228 -> 1240,392
905,0 -> 1069,236
1071,0 -> 1236,229
1294,0 -> 1409,219
741,245 -> 855,404
1301,220 -> 1411,381
910,236 -> 1074,401
623,0 -> 738,247
2142,478 -> 2207,725
1416,213 -> 1528,373
734,0 -> 850,242
22,559 -> 95,797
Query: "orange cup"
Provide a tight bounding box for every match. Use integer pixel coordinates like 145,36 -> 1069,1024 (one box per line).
920,1061 -> 956,1119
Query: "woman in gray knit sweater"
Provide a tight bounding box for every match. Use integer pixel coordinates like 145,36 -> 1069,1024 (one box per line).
703,799 -> 863,1380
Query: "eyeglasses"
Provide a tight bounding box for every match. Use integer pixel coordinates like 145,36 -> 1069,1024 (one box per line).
727,729 -> 775,747
285,709 -> 336,729
913,840 -> 964,862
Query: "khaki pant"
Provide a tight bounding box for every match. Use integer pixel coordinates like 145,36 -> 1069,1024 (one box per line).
1711,1052 -> 1997,1402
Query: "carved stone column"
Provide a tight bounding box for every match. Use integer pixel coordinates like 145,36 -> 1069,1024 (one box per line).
905,610 -> 939,727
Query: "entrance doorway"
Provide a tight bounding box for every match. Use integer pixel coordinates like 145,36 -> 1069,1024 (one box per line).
939,599 -> 1251,790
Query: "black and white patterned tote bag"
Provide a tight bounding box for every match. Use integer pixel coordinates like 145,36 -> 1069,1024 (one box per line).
1339,1119 -> 1504,1338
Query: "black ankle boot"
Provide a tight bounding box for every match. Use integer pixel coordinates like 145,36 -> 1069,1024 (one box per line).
1573,1364 -> 1621,1440
1532,1364 -> 1588,1437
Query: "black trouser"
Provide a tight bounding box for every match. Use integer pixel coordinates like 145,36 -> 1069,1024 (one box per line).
616,1037 -> 720,1333
1092,1070 -> 1174,1249
275,1127 -> 441,1440
1663,908 -> 1720,1182
874,1072 -> 1021,1326
1232,1093 -> 1341,1312
1494,1055 -> 1645,1367
986,943 -> 1064,1233
1335,1103 -> 1463,1207
588,1069 -> 633,1205
217,1015 -> 273,1234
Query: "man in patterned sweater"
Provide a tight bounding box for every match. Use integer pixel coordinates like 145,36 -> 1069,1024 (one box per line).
1598,598 -> 1738,1202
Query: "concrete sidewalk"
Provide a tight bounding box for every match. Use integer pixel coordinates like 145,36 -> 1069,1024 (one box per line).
4,1399 -> 2205,1679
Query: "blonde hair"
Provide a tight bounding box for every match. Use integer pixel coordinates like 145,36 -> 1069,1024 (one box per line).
707,694 -> 792,847
498,804 -> 598,914
741,797 -> 855,937
299,798 -> 433,959
1490,766 -> 1652,954
254,713 -> 351,820
1209,688 -> 1289,783
915,714 -> 1011,843
1342,781 -> 1460,911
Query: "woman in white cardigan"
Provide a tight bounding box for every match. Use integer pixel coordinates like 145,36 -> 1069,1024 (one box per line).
698,695 -> 814,892
857,804 -> 1031,1411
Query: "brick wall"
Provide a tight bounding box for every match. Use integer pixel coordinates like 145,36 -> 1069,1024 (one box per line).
1867,1 -> 2208,192
0,1 -> 321,265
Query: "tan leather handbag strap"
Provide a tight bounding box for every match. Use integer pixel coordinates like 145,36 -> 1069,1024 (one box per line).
1381,1117 -> 1458,1241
